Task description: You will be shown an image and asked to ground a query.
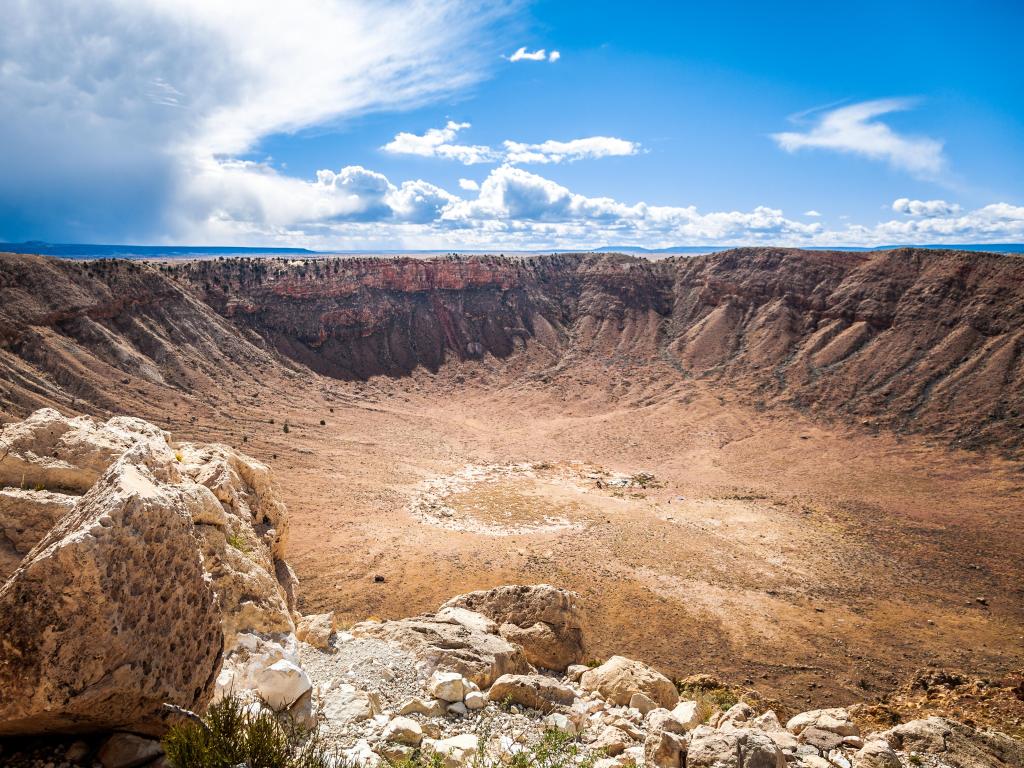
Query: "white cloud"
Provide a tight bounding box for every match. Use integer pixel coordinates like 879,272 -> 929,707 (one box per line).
382,122 -> 499,165
772,99 -> 946,178
0,0 -> 510,241
508,46 -> 560,63
175,160 -> 1024,251
458,178 -> 480,191
891,198 -> 961,217
383,124 -> 640,166
503,136 -> 640,164
804,210 -> 822,217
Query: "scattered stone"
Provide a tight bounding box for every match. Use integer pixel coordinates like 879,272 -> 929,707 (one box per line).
65,741 -> 91,764
254,659 -> 312,710
296,612 -> 336,650
322,683 -> 381,723
670,700 -> 702,730
592,725 -> 631,756
488,673 -> 577,712
851,739 -> 901,768
566,664 -> 590,682
397,697 -> 446,717
381,716 -> 423,746
464,690 -> 487,710
580,655 -> 678,709
719,701 -> 755,730
630,691 -> 659,715
423,733 -> 479,768
430,671 -> 470,702
545,712 -> 579,735
447,701 -> 469,716
645,729 -> 687,768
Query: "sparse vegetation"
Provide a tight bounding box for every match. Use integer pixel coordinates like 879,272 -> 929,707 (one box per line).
677,677 -> 740,721
162,694 -> 335,768
628,472 -> 662,489
227,533 -> 250,553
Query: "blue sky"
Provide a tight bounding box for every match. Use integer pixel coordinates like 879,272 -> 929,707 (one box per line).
1,0 -> 1022,249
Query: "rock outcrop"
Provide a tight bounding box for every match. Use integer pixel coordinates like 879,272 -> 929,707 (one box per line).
580,655 -> 679,709
0,409 -> 301,735
442,584 -> 585,671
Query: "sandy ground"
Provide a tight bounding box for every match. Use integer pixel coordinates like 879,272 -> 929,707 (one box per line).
136,349 -> 1023,716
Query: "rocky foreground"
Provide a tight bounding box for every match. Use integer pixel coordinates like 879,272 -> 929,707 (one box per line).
0,410 -> 1020,768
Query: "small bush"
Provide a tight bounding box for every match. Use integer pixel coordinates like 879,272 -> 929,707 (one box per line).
162,695 -> 334,768
227,533 -> 250,553
283,423 -> 290,434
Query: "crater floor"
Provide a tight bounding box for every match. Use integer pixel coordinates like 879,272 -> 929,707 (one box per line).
148,352 -> 1024,713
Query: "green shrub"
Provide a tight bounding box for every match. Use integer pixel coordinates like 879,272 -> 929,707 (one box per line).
162,695 -> 334,768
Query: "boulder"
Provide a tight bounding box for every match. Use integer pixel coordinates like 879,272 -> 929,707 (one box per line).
852,739 -> 901,768
423,733 -> 479,768
353,612 -> 529,688
382,716 -> 423,746
687,726 -> 786,768
0,488 -> 77,578
430,670 -> 471,702
443,584 -> 585,670
0,410 -> 304,735
464,691 -> 486,710
0,448 -> 223,736
645,729 -> 687,768
580,656 -> 678,709
487,673 -> 577,712
719,701 -> 755,730
879,717 -> 1024,768
630,691 -> 659,715
253,659 -> 311,710
670,700 -> 702,730
592,726 -> 631,756
397,697 -> 446,717
322,684 -> 381,723
296,612 -> 336,650
785,707 -> 858,738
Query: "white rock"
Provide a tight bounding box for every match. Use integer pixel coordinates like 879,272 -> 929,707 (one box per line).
447,701 -> 469,716
382,716 -> 423,746
397,697 -> 446,717
322,684 -> 381,723
343,739 -> 383,768
254,659 -> 311,710
429,670 -> 469,702
545,712 -> 578,735
464,691 -> 486,710
423,734 -> 479,768
669,700 -> 701,730
629,691 -> 659,715
785,708 -> 858,738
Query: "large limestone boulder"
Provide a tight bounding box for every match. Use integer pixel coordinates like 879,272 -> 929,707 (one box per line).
0,409 -> 302,735
486,673 -> 576,712
352,610 -> 530,688
687,726 -> 786,768
580,655 -> 678,709
878,717 -> 1024,768
443,584 -> 585,671
0,447 -> 224,735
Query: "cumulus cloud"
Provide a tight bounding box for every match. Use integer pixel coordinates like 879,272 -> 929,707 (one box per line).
804,210 -> 822,217
891,198 -> 961,217
382,122 -> 499,165
772,99 -> 946,178
508,47 -> 560,63
383,124 -> 640,166
0,0 -> 510,242
174,159 -> 1024,251
458,178 -> 480,192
